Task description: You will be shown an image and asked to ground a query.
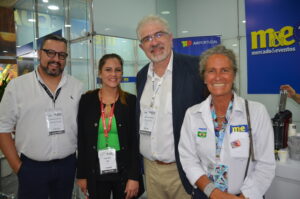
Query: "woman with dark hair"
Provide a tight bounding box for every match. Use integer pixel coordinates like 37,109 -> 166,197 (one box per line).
76,54 -> 144,199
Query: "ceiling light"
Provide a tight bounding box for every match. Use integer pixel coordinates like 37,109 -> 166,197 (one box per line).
65,24 -> 72,28
232,44 -> 238,47
3,51 -> 8,53
48,5 -> 59,10
242,20 -> 246,23
161,11 -> 170,15
28,18 -> 35,22
181,30 -> 189,34
104,28 -> 111,31
42,0 -> 49,3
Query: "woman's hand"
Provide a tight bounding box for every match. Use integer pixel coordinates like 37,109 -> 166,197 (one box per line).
77,179 -> 88,197
280,84 -> 300,104
281,85 -> 296,98
124,179 -> 139,199
210,188 -> 241,199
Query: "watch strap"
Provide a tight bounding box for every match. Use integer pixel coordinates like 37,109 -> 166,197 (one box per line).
203,182 -> 216,198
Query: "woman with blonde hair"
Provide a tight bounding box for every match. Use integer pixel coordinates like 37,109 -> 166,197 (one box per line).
179,45 -> 275,199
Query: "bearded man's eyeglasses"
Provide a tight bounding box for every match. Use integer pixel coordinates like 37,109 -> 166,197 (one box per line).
42,49 -> 68,60
140,31 -> 169,44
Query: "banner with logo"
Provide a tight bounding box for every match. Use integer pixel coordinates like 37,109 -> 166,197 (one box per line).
173,35 -> 221,57
245,0 -> 300,94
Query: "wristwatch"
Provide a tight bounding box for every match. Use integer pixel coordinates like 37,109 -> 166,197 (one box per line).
203,182 -> 216,198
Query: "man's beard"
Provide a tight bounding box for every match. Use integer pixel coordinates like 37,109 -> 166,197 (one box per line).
148,44 -> 169,63
41,61 -> 64,77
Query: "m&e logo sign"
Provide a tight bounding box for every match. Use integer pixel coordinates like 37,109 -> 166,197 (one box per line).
251,25 -> 295,49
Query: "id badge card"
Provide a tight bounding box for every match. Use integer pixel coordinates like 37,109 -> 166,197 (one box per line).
45,109 -> 65,135
139,108 -> 156,135
98,148 -> 118,174
207,163 -> 228,192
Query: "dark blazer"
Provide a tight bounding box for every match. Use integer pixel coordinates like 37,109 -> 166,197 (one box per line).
77,89 -> 144,197
136,52 -> 207,196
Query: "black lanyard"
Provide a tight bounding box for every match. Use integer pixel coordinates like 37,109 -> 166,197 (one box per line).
35,71 -> 62,104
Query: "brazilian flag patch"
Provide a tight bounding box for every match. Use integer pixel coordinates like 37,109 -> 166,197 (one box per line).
197,131 -> 207,138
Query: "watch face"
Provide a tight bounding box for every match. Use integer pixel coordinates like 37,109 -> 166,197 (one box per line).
294,22 -> 300,41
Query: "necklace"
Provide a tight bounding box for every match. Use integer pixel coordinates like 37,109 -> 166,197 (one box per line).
104,104 -> 112,117
216,115 -> 225,119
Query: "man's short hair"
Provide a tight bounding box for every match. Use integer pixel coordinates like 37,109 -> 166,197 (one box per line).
40,34 -> 67,49
136,15 -> 171,40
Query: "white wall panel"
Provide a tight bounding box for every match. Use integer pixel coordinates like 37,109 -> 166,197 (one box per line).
93,0 -> 156,39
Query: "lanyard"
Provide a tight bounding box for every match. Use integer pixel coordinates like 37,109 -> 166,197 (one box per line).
99,89 -> 117,138
100,101 -> 115,138
211,100 -> 233,160
150,69 -> 165,108
35,71 -> 62,105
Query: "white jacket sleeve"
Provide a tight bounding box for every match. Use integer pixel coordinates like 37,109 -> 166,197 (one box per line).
240,102 -> 276,199
179,108 -> 206,187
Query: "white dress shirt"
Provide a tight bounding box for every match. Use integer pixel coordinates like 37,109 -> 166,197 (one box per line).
139,53 -> 176,163
0,70 -> 83,161
179,93 -> 276,199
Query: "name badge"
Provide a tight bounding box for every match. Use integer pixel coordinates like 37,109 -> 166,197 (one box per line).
140,108 -> 156,135
98,148 -> 118,174
45,109 -> 65,135
207,163 -> 228,192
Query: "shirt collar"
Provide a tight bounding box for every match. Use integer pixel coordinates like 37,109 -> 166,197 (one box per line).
195,92 -> 244,114
35,67 -> 67,88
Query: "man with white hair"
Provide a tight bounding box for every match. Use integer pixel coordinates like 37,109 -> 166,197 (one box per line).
136,15 -> 206,199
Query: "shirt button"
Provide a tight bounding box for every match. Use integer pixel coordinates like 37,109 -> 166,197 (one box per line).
118,124 -> 122,127
93,146 -> 96,150
94,123 -> 98,127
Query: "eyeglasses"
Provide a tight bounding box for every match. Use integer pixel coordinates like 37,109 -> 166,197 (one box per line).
140,31 -> 169,44
42,49 -> 68,60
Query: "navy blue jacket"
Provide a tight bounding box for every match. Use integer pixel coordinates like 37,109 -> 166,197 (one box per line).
136,52 -> 207,196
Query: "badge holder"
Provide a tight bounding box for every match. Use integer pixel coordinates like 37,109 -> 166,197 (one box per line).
45,109 -> 65,135
139,108 -> 156,136
98,147 -> 118,175
207,163 -> 228,192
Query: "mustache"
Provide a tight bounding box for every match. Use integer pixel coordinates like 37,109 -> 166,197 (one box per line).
47,61 -> 61,67
150,44 -> 164,51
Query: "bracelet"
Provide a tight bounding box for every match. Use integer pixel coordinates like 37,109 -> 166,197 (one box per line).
203,182 -> 216,198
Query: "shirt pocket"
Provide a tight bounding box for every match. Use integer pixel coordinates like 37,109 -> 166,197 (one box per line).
229,132 -> 250,159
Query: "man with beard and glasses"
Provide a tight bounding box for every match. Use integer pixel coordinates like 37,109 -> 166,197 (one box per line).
136,15 -> 207,199
0,34 -> 83,199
